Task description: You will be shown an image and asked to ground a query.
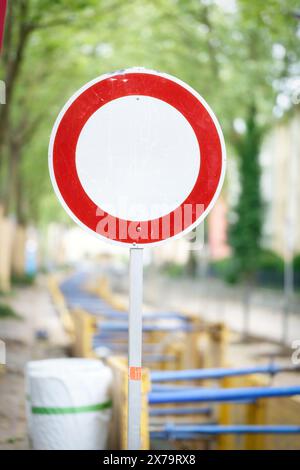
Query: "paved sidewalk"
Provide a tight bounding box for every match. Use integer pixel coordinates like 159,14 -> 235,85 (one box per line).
0,277 -> 69,450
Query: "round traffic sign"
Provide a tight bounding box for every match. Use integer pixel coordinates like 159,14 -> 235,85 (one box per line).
49,68 -> 226,247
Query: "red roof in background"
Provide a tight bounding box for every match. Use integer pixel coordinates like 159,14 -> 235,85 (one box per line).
0,0 -> 7,53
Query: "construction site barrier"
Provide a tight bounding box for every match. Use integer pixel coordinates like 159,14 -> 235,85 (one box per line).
151,364 -> 300,382
49,272 -> 300,450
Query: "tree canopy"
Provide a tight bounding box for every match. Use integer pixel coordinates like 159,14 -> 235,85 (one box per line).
0,0 -> 299,234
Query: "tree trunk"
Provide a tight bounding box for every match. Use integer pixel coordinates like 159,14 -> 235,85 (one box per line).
2,135 -> 19,216
10,136 -> 27,277
12,224 -> 26,277
0,1 -> 31,152
186,249 -> 198,277
0,206 -> 13,292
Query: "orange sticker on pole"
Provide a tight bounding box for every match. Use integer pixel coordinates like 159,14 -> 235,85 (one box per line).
129,367 -> 142,381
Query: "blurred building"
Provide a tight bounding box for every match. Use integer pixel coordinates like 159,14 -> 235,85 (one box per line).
260,109 -> 300,256
207,197 -> 231,260
219,109 -> 300,260
198,107 -> 300,261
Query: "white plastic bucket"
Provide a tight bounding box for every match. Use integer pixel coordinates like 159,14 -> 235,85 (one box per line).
25,358 -> 105,440
26,358 -> 112,450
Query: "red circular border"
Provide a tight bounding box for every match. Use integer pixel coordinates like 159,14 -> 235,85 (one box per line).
52,72 -> 223,244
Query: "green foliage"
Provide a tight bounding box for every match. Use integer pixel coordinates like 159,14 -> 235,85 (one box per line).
211,250 -> 299,287
210,257 -> 239,284
259,250 -> 284,273
1,0 -> 299,234
293,254 -> 300,272
163,262 -> 185,278
0,303 -> 22,320
229,105 -> 264,279
11,273 -> 36,286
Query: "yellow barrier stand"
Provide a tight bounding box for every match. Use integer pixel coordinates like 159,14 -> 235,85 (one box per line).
107,356 -> 150,450
264,395 -> 300,450
47,275 -> 74,336
217,372 -> 300,451
245,399 -> 267,450
165,339 -> 186,371
205,322 -> 228,369
72,308 -> 97,358
148,322 -> 228,372
217,373 -> 269,450
179,313 -> 203,370
87,276 -> 127,313
218,376 -> 235,450
244,375 -> 300,450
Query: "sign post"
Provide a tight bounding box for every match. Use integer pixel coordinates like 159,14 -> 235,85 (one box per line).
128,247 -> 143,449
49,67 -> 226,449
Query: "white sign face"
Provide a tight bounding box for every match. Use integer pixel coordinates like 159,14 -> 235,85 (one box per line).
76,95 -> 200,222
49,68 -> 226,247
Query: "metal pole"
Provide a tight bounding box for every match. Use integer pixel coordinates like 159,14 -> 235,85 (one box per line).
282,252 -> 293,344
242,282 -> 251,340
127,246 -> 143,449
282,120 -> 297,345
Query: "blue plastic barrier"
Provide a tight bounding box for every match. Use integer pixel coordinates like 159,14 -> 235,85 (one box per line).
60,272 -> 191,325
149,385 -> 300,404
151,364 -> 300,383
151,424 -> 300,440
98,321 -> 191,332
150,407 -> 212,417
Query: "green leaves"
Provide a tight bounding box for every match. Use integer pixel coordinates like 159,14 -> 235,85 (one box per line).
1,0 -> 299,229
229,104 -> 264,278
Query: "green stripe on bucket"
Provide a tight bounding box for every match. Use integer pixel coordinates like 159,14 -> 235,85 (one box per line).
31,400 -> 112,415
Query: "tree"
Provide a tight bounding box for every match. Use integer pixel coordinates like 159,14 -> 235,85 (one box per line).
229,104 -> 264,279
0,0 -> 120,285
